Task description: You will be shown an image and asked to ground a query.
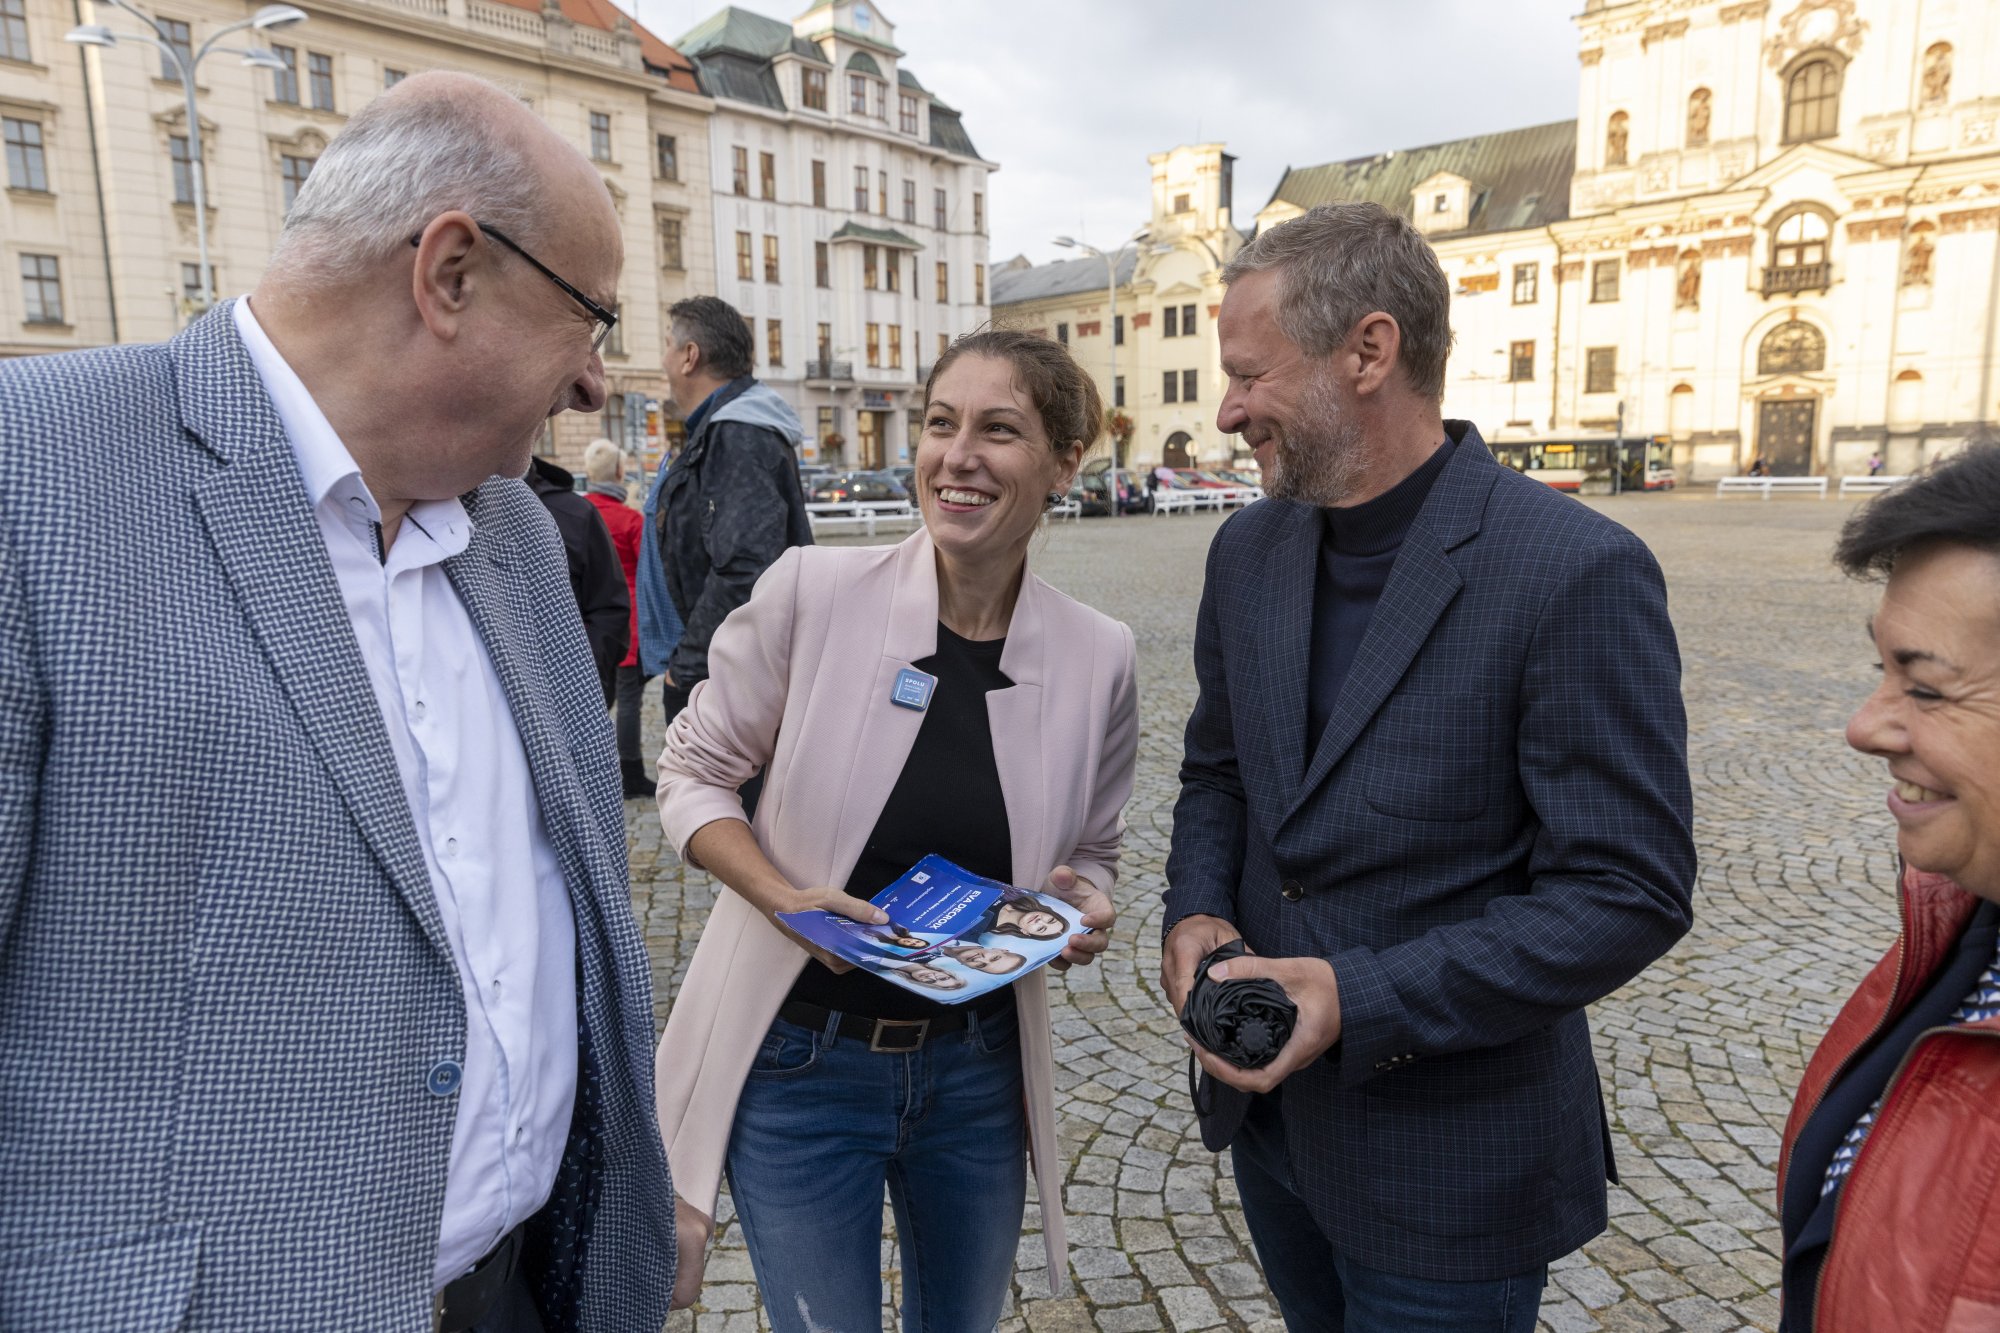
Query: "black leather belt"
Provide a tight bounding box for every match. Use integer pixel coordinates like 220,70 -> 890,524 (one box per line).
778,996 -> 1011,1053
433,1222 -> 526,1333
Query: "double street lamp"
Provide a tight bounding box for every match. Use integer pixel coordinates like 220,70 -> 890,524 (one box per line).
67,1 -> 308,316
1055,225 -> 1152,516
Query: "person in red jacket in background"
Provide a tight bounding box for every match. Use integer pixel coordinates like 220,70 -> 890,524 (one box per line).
583,438 -> 652,799
1777,443 -> 2000,1332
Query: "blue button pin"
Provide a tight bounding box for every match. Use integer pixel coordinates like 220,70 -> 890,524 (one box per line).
426,1060 -> 463,1097
891,667 -> 937,711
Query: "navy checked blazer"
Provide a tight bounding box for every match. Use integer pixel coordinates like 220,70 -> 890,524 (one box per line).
0,307 -> 674,1330
1164,423 -> 1695,1281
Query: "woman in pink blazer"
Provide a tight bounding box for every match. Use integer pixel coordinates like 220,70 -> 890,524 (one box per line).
653,330 -> 1140,1329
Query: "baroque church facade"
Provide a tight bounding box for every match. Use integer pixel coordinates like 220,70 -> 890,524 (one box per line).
1000,0 -> 2000,481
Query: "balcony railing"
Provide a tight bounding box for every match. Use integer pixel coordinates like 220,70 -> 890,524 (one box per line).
803,359 -> 854,382
1762,262 -> 1832,297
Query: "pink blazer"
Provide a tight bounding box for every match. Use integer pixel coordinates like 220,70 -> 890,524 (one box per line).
652,528 -> 1139,1294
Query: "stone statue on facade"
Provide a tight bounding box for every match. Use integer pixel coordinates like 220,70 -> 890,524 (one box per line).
1902,238 -> 1934,288
1922,44 -> 1952,109
1676,252 -> 1702,308
1687,90 -> 1711,148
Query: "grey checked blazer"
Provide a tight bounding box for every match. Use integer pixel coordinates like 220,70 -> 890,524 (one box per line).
1165,424 -> 1696,1281
0,306 -> 673,1330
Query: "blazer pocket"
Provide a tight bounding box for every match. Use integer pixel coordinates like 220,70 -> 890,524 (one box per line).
1,1223 -> 201,1331
1360,694 -> 1502,822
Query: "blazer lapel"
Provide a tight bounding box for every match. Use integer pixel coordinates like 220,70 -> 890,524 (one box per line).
178,311 -> 446,953
1281,435 -> 1498,825
444,500 -> 604,925
990,570 -> 1049,887
1258,502 -> 1321,793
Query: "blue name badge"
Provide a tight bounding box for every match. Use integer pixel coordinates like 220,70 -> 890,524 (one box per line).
891,667 -> 937,711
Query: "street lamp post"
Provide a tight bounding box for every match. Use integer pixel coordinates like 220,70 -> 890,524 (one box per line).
1055,225 -> 1151,517
67,2 -> 306,317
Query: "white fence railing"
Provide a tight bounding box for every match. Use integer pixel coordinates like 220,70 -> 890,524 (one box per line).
1716,476 -> 1829,499
1151,486 -> 1263,515
1837,475 -> 1909,497
806,500 -> 919,537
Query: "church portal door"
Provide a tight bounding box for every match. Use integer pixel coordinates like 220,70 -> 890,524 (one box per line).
1756,399 -> 1816,476
1162,432 -> 1194,469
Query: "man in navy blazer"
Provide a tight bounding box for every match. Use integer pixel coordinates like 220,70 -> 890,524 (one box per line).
0,75 -> 671,1330
1162,203 -> 1695,1331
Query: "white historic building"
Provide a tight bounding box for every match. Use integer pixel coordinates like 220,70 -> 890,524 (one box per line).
0,0 -> 716,467
1001,0 -> 2000,482
677,1 -> 995,469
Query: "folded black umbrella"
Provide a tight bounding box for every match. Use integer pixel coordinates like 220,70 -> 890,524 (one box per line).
1181,939 -> 1297,1068
1180,940 -> 1299,1151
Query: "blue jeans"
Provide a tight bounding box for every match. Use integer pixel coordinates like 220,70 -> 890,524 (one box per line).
1231,1094 -> 1546,1333
724,1005 -> 1026,1333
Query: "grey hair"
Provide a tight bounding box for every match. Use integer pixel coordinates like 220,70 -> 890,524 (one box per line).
582,438 -> 623,482
1222,202 -> 1455,402
270,81 -> 548,285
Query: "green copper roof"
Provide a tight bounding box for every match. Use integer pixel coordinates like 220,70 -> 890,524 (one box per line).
829,222 -> 923,249
1266,119 -> 1576,239
845,49 -> 882,76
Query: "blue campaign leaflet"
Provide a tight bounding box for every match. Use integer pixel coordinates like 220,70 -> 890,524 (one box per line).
776,854 -> 1086,1005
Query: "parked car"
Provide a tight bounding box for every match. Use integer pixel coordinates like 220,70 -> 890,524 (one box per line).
1215,469 -> 1263,488
887,464 -> 916,491
809,470 -> 909,504
1173,469 -> 1235,490
1080,465 -> 1147,514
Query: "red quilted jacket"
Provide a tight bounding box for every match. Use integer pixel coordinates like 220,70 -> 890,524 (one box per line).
1779,866 -> 2000,1331
586,489 -> 644,669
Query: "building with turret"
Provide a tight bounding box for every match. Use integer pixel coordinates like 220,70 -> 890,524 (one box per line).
1001,0 -> 2000,482
991,143 -> 1244,471
676,1 -> 995,469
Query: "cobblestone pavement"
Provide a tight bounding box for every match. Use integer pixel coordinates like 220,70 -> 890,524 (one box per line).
638,494 -> 1895,1333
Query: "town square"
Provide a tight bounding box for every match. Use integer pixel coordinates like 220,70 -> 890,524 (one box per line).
637,495 -> 1890,1333
4,0 -> 2000,1330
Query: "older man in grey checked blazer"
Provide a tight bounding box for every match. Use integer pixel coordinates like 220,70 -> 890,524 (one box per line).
1162,203 -> 1697,1332
0,75 -> 672,1330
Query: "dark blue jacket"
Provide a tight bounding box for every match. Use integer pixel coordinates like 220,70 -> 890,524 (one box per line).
1164,422 -> 1696,1280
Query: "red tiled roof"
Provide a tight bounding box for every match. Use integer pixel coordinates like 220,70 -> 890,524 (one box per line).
487,0 -> 701,92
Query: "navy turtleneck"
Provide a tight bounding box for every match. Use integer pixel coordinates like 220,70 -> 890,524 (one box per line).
1305,436 -> 1456,755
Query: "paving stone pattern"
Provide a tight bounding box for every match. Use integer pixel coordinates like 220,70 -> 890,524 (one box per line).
636,495 -> 1894,1332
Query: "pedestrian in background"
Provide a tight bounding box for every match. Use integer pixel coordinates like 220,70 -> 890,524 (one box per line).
655,295 -> 813,728
0,71 -> 673,1330
583,437 -> 653,798
528,452 -> 628,704
1866,450 -> 1885,477
1776,445 -> 2000,1333
652,329 -> 1135,1327
635,437 -> 686,753
1162,201 -> 1695,1333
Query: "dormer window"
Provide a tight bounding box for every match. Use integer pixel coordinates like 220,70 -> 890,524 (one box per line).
1433,192 -> 1450,213
899,93 -> 919,135
803,67 -> 827,112
847,52 -> 886,120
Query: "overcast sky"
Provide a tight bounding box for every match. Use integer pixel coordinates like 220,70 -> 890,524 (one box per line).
623,0 -> 1585,265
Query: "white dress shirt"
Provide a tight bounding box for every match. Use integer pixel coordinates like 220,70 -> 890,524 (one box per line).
233,299 -> 579,1289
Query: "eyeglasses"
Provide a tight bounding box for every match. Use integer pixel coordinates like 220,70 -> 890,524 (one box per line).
408,221 -> 619,352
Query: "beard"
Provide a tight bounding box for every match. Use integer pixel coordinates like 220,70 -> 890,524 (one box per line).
1264,370 -> 1370,507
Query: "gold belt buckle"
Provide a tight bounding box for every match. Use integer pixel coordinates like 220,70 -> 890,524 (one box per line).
869,1018 -> 929,1052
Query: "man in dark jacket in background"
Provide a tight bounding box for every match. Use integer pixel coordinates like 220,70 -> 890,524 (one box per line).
655,295 -> 811,723
528,453 -> 629,703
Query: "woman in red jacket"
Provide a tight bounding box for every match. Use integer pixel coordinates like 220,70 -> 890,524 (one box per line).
583,438 -> 652,798
1778,443 -> 2000,1332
